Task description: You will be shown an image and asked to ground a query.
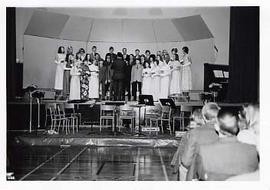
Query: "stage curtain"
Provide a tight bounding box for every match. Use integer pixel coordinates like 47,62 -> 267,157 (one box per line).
6,7 -> 17,99
226,7 -> 259,103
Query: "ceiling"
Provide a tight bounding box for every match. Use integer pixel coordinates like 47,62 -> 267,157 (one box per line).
23,8 -> 214,43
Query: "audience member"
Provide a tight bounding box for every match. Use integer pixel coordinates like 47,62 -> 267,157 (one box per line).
180,102 -> 220,180
187,108 -> 259,181
170,109 -> 204,174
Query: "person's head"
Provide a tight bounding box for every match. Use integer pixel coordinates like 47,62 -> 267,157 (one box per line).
66,53 -> 74,62
99,59 -> 104,67
242,103 -> 260,134
92,46 -> 97,53
84,53 -> 91,62
129,54 -> 134,63
109,46 -> 114,53
135,49 -> 140,55
149,54 -> 156,62
122,48 -> 127,54
105,55 -> 111,63
189,109 -> 205,128
171,48 -> 178,55
95,53 -> 100,61
135,58 -> 141,65
182,46 -> 189,55
140,55 -> 145,63
217,108 -> 239,137
202,102 -> 220,124
67,46 -> 73,54
58,46 -> 65,54
145,50 -> 151,57
165,53 -> 170,62
157,55 -> 163,62
117,52 -> 123,59
79,48 -> 85,57
162,49 -> 168,55
157,50 -> 162,56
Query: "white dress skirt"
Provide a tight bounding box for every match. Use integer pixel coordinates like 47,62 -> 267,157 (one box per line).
54,53 -> 66,90
180,56 -> 192,91
159,62 -> 171,99
169,60 -> 182,95
142,68 -> 152,95
151,66 -> 161,101
88,64 -> 99,99
69,66 -> 81,100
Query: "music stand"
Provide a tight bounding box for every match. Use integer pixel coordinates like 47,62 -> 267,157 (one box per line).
138,95 -> 154,106
159,98 -> 176,109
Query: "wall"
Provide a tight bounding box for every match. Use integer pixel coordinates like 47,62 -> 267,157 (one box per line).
23,35 -> 87,88
23,35 -> 215,90
200,7 -> 231,64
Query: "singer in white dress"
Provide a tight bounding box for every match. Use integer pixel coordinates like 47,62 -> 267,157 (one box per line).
142,62 -> 152,95
88,62 -> 100,99
54,46 -> 66,91
69,61 -> 81,100
169,54 -> 181,95
158,55 -> 171,99
180,46 -> 192,92
151,61 -> 161,101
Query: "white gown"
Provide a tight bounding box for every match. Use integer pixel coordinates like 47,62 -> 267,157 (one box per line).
142,68 -> 152,95
159,62 -> 171,99
151,65 -> 161,101
54,53 -> 66,90
69,65 -> 81,100
169,60 -> 181,95
88,64 -> 99,99
180,55 -> 192,91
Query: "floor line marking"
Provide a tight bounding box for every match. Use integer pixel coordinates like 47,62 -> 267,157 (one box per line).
50,147 -> 88,181
19,147 -> 67,181
158,148 -> 169,181
135,147 -> 140,181
96,161 -> 106,175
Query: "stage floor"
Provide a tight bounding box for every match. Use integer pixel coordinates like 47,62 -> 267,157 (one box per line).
13,128 -> 181,147
8,146 -> 178,181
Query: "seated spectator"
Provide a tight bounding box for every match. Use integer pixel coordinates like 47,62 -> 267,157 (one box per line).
188,108 -> 259,181
226,103 -> 260,181
237,103 -> 259,146
170,109 -> 205,174
179,103 -> 220,180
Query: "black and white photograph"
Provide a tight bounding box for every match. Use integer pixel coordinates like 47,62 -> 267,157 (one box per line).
3,2 -> 264,185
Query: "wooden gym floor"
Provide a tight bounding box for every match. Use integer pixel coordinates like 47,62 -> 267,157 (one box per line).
8,146 -> 178,181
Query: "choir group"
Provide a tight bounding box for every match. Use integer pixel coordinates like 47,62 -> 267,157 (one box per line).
54,45 -> 192,101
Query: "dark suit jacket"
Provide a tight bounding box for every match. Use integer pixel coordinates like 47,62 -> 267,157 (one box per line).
181,123 -> 219,168
188,137 -> 259,181
111,58 -> 126,80
123,54 -> 130,64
